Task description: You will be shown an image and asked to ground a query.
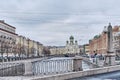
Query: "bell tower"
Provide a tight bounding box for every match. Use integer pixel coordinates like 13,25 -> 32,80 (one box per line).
70,35 -> 74,45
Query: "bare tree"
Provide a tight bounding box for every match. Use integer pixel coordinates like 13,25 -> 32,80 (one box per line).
42,47 -> 51,56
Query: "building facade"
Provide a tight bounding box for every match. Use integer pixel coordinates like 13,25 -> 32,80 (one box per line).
50,36 -> 80,55
83,44 -> 90,54
16,35 -> 44,58
50,46 -> 65,55
89,30 -> 108,54
0,20 -> 44,60
65,36 -> 79,54
89,23 -> 120,55
113,26 -> 120,57
0,20 -> 17,58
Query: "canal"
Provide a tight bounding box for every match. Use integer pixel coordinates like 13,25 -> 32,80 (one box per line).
68,70 -> 120,80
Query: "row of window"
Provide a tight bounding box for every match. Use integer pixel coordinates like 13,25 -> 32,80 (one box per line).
0,24 -> 15,33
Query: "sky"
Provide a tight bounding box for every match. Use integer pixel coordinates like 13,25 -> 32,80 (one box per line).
0,0 -> 120,46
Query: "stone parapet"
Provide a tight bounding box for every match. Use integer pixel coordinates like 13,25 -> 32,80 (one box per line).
31,65 -> 120,80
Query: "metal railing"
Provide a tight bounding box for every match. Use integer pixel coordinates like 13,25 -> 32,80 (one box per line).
90,56 -> 105,67
0,62 -> 25,76
32,58 -> 73,75
81,54 -> 105,67
115,56 -> 120,61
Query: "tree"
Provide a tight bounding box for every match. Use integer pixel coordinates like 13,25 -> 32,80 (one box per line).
42,47 -> 51,56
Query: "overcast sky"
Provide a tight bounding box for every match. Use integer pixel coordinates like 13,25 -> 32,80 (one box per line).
0,0 -> 120,46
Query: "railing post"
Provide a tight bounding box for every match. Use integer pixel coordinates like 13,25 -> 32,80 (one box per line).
24,62 -> 33,76
73,56 -> 83,71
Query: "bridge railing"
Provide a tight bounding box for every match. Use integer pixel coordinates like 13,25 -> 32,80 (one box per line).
115,56 -> 120,61
32,58 -> 74,75
0,62 -> 25,76
90,56 -> 105,66
0,57 -> 82,76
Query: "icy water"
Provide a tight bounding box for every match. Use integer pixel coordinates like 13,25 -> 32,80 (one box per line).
68,70 -> 120,80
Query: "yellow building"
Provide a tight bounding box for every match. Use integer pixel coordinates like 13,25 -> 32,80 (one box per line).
0,20 -> 44,59
16,36 -> 44,58
50,46 -> 65,55
84,44 -> 90,54
37,42 -> 44,56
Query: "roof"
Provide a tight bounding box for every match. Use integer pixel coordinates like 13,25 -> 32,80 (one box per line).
0,28 -> 17,35
70,35 -> 74,39
0,20 -> 16,29
94,35 -> 100,39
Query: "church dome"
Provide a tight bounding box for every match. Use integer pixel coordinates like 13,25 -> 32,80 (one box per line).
70,35 -> 74,39
66,40 -> 69,43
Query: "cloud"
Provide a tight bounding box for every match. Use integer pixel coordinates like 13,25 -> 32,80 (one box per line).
0,0 -> 120,46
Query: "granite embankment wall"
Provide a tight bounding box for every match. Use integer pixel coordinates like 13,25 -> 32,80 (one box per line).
32,65 -> 120,80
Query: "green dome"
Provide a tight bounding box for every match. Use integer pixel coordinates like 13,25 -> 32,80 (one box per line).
70,35 -> 74,39
66,40 -> 69,43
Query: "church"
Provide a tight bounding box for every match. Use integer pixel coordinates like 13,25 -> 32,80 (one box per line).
65,36 -> 79,54
50,36 -> 80,55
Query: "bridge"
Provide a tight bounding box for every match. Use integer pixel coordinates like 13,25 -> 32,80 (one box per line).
0,55 -> 120,80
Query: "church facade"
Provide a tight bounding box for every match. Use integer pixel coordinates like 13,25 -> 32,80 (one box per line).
50,36 -> 80,55
65,36 -> 79,54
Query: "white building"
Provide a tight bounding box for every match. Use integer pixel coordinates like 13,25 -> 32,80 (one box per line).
0,20 -> 17,57
50,36 -> 80,55
65,36 -> 79,54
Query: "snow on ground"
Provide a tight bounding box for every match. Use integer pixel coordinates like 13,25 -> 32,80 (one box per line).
0,76 -> 32,80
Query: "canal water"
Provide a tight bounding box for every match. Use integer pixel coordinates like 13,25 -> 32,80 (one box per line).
68,70 -> 120,80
